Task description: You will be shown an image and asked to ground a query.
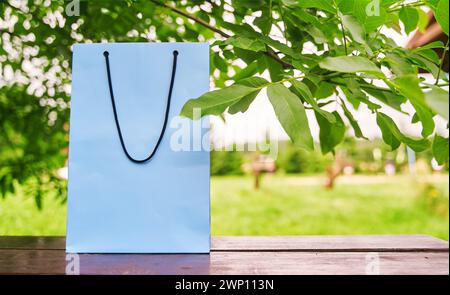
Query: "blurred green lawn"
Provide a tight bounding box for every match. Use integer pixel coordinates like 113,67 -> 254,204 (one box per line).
0,174 -> 448,240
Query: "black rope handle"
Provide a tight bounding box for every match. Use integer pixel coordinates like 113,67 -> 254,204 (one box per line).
103,49 -> 179,164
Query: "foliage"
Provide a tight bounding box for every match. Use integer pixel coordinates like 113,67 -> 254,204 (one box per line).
0,0 -> 216,202
0,0 -> 449,205
179,0 -> 449,158
210,148 -> 244,175
276,142 -> 332,173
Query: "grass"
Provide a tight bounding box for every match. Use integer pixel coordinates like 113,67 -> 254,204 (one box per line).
211,174 -> 449,240
0,174 -> 448,240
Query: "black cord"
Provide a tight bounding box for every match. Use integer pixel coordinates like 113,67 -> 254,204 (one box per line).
103,50 -> 179,164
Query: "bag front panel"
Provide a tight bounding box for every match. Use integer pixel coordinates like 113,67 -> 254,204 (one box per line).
66,43 -> 210,253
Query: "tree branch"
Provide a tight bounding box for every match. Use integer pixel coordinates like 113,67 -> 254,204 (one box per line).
150,0 -> 293,69
152,0 -> 230,38
333,1 -> 348,55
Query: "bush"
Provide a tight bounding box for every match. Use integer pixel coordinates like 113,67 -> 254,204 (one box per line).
210,149 -> 244,176
276,142 -> 332,174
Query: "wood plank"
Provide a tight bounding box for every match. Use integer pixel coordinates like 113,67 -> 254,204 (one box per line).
0,249 -> 447,275
212,235 -> 449,252
0,235 -> 448,252
210,252 -> 450,275
0,236 -> 447,275
0,249 -> 66,275
0,236 -> 65,250
0,249 -> 209,275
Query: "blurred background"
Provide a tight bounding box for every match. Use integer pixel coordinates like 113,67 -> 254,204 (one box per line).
3,135 -> 449,239
0,1 -> 448,240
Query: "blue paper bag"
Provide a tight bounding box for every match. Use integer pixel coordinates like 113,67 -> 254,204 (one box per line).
66,43 -> 210,253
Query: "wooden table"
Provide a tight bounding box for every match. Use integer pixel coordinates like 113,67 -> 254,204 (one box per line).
0,235 -> 448,275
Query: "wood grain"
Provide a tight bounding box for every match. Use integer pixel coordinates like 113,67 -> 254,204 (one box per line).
0,236 -> 65,250
209,251 -> 449,275
211,235 -> 449,252
0,249 -> 447,275
1,235 -> 447,251
0,236 -> 448,275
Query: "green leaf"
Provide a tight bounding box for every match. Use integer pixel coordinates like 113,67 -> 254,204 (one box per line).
317,111 -> 346,154
219,21 -> 260,39
282,0 -> 300,6
435,0 -> 449,36
319,56 -> 384,78
267,84 -> 314,150
341,100 -> 368,139
409,54 -> 441,78
417,8 -> 429,33
254,8 -> 272,35
291,9 -> 321,26
337,0 -> 355,14
338,0 -> 387,32
236,76 -> 270,88
376,112 -> 401,150
318,100 -> 335,108
341,14 -> 365,44
296,0 -> 336,13
227,91 -> 259,114
219,36 -> 267,52
315,81 -> 336,99
376,112 -> 430,152
424,85 -> 449,120
291,80 -> 336,123
213,54 -> 228,72
413,40 -> 446,51
231,61 -> 259,81
393,75 -> 435,137
228,77 -> 269,114
339,14 -> 373,55
362,86 -> 405,113
341,78 -> 382,110
292,55 -> 319,71
412,112 -> 420,124
399,7 -> 419,34
412,48 -> 441,64
427,0 -> 440,9
234,0 -> 265,9
234,48 -> 262,65
383,52 -> 417,76
306,25 -> 329,44
181,84 -> 261,118
432,135 -> 449,165
260,36 -> 301,59
261,55 -> 285,82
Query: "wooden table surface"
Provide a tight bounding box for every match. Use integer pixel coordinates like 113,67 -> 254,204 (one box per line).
0,235 -> 448,275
